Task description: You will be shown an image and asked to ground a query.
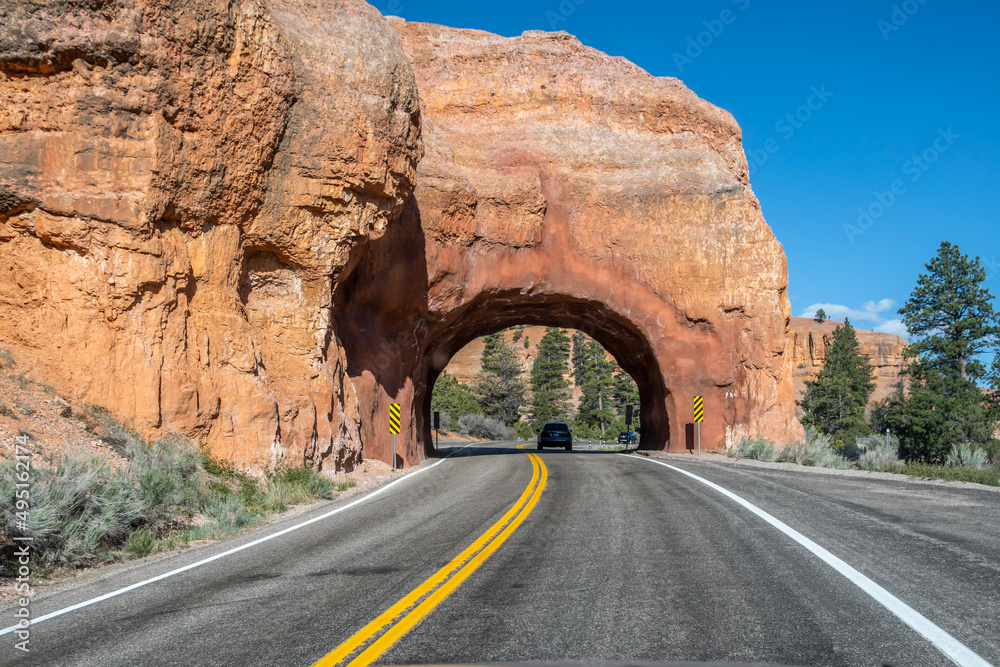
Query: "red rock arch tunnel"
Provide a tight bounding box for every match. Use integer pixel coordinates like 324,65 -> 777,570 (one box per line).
333,163 -> 797,467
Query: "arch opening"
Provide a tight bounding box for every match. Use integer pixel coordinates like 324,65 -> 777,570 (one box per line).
416,291 -> 670,459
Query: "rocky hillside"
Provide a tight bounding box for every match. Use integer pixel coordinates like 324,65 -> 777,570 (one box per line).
789,317 -> 908,405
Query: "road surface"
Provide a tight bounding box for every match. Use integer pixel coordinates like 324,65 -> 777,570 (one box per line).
3,442 -> 999,666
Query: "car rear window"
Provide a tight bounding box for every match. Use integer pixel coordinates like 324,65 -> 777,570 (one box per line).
545,423 -> 569,432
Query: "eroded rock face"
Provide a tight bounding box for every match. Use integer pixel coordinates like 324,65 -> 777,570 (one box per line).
0,0 -> 419,469
789,318 -> 907,406
1,2 -> 800,468
333,20 -> 801,463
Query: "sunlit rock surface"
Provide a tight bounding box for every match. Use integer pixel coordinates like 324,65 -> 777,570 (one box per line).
0,1 -> 800,468
0,0 -> 420,469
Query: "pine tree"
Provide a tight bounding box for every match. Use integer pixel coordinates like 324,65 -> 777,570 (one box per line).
530,327 -> 571,428
612,367 -> 640,429
575,338 -> 617,436
431,372 -> 481,429
571,330 -> 590,386
896,242 -> 999,460
899,241 -> 998,381
474,334 -> 527,426
815,308 -> 827,322
801,318 -> 875,444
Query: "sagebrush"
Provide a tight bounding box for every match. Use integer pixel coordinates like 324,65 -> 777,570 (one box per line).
456,414 -> 513,440
1,420 -> 346,574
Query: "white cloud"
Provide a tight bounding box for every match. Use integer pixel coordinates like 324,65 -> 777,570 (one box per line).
863,298 -> 895,315
873,319 -> 909,337
798,299 -> 908,338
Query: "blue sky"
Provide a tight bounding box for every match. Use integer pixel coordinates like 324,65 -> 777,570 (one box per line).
375,0 -> 1000,338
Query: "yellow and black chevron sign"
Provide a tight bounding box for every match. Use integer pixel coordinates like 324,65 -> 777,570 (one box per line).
693,395 -> 704,423
388,403 -> 401,434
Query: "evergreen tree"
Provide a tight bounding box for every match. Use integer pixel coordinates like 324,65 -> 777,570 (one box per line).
480,333 -> 502,365
474,334 -> 527,426
899,241 -> 998,381
575,338 -> 617,436
815,308 -> 827,322
571,330 -> 590,386
431,371 -> 481,429
530,327 -> 571,428
801,318 -> 875,444
896,242 -> 999,461
612,367 -> 640,429
900,370 -> 991,461
869,381 -> 906,440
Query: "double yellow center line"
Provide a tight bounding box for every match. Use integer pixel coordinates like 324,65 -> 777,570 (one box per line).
312,449 -> 548,667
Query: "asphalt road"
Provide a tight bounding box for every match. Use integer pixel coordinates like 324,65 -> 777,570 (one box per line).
3,442 -> 999,666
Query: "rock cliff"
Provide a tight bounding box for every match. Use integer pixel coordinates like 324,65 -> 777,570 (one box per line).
789,317 -> 907,406
336,19 -> 800,461
0,0 -> 419,469
0,0 -> 801,468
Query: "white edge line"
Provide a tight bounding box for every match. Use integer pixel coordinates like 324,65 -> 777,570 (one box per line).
0,443 -> 477,636
624,454 -> 992,667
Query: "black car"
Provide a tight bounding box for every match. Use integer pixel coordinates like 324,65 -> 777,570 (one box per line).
617,431 -> 637,445
537,422 -> 572,450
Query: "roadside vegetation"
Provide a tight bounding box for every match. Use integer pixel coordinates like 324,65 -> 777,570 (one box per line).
0,407 -> 348,576
730,241 -> 1000,487
431,326 -> 640,442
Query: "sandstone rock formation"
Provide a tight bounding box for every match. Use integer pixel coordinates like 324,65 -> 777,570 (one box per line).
0,0 -> 801,469
0,0 -> 419,469
335,20 -> 800,463
789,317 -> 907,406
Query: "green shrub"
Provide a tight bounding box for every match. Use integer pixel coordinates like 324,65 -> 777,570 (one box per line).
126,529 -> 156,557
0,450 -> 146,568
0,432 -> 341,574
887,462 -> 1000,486
270,465 -> 337,503
60,405 -> 73,419
946,443 -> 989,470
984,440 -> 1000,464
8,373 -> 29,389
336,479 -> 357,493
779,428 -> 850,469
202,495 -> 261,535
456,414 -> 513,440
0,348 -> 14,370
514,420 -> 535,440
728,436 -> 779,461
857,434 -> 901,471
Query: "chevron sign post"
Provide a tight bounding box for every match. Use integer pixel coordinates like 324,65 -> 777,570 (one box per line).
389,403 -> 401,469
693,396 -> 704,456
